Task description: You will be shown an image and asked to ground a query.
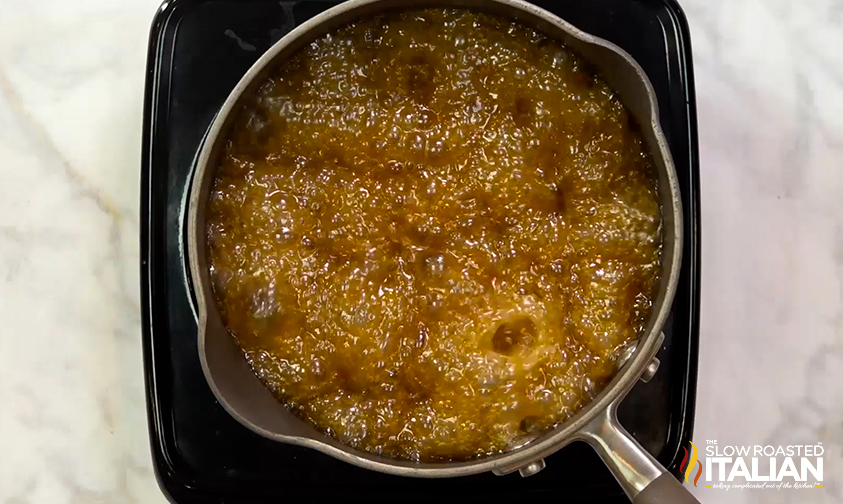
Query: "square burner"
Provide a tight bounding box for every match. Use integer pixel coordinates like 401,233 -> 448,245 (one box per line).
141,1 -> 700,501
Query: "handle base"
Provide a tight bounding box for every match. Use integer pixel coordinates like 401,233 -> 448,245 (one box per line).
634,473 -> 700,504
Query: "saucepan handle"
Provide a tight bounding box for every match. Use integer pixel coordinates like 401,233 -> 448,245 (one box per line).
577,404 -> 700,503
634,473 -> 701,504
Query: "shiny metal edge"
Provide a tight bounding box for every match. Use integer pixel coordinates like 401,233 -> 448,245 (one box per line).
187,0 -> 684,478
573,332 -> 667,496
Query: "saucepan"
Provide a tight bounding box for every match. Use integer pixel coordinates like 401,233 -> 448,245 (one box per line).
187,0 -> 697,502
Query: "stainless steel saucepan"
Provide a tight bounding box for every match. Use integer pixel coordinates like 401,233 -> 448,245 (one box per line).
187,1 -> 697,502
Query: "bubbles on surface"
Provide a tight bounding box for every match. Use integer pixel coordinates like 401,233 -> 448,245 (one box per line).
207,8 -> 662,462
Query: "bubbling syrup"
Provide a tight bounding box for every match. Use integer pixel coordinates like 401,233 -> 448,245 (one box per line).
207,8 -> 662,461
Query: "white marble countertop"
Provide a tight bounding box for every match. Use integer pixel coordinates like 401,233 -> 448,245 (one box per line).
0,0 -> 839,502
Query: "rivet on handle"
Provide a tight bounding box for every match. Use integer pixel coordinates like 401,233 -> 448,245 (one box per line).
518,459 -> 546,477
639,357 -> 661,383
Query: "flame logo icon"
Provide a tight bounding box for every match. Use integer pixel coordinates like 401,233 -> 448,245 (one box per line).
680,441 -> 703,487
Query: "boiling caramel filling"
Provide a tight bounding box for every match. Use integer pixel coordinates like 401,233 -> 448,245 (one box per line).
207,8 -> 661,461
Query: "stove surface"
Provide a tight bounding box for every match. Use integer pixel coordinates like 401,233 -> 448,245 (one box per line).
140,1 -> 700,502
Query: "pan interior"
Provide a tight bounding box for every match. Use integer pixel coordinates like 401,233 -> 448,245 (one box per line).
188,0 -> 682,476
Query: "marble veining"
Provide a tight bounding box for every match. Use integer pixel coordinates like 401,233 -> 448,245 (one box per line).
684,0 -> 843,502
0,0 -> 840,502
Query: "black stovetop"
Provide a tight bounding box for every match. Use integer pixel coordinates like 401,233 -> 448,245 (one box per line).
141,1 -> 700,502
